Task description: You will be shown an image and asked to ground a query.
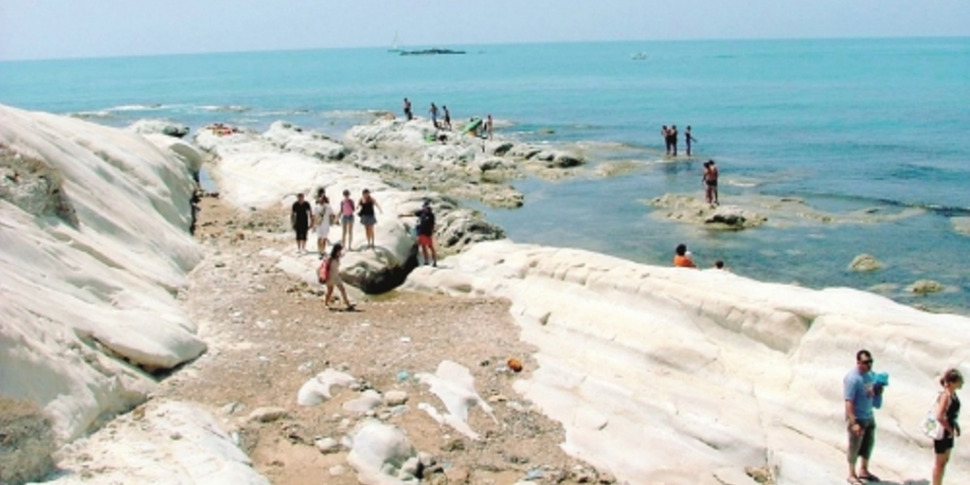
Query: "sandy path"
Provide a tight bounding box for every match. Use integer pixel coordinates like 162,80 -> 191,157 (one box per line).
156,196 -> 613,485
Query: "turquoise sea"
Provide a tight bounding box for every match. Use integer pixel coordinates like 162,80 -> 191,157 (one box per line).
2,38 -> 969,312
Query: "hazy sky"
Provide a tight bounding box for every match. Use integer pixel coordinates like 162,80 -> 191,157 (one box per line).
2,0 -> 969,60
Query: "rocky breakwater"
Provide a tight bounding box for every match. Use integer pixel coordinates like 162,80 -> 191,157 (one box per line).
649,194 -> 767,230
194,120 -> 504,293
344,117 -> 587,209
649,193 -> 926,230
404,240 -> 970,485
0,105 -> 222,481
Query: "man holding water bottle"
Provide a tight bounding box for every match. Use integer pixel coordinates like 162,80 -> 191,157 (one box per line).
844,349 -> 886,484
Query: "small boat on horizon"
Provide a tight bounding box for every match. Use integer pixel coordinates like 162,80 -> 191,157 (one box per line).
631,52 -> 648,61
388,32 -> 403,53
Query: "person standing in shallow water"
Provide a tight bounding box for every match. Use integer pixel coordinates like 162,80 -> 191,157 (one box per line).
673,243 -> 696,268
932,368 -> 962,485
702,160 -> 719,206
844,349 -> 884,485
290,193 -> 312,254
661,125 -> 670,155
685,126 -> 697,157
670,125 -> 679,156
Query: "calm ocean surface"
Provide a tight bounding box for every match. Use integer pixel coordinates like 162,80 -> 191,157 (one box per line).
2,38 -> 969,311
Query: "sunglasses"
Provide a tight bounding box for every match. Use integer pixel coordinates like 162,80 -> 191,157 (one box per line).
860,360 -> 874,365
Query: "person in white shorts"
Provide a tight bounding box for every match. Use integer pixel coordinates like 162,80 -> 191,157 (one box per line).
313,194 -> 335,259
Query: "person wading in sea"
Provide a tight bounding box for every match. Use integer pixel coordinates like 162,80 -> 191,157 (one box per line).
685,126 -> 697,157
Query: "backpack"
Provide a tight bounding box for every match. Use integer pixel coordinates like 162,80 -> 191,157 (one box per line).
318,257 -> 330,284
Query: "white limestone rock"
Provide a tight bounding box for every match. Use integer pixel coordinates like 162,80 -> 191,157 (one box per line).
247,407 -> 288,423
650,194 -> 767,229
908,279 -> 944,294
849,253 -> 883,272
315,437 -> 341,454
384,390 -> 409,407
263,121 -> 349,160
0,105 -> 205,440
345,118 -> 431,149
344,390 -> 383,414
951,216 -> 970,236
403,240 -> 970,485
37,401 -> 270,485
347,420 -> 418,485
417,360 -> 497,441
127,119 -> 190,138
297,369 -> 356,406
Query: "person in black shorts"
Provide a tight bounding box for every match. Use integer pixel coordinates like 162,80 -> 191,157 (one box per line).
932,368 -> 963,485
291,193 -> 313,254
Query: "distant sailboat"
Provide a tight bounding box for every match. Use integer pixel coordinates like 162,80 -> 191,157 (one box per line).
388,32 -> 403,53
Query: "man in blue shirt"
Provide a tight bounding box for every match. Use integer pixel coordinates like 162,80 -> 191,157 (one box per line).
844,349 -> 884,484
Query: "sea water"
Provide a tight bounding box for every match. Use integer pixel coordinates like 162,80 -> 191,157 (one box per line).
2,38 -> 969,312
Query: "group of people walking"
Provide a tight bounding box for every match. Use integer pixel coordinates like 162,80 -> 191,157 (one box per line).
661,124 -> 697,157
844,350 -> 962,485
291,188 -> 438,310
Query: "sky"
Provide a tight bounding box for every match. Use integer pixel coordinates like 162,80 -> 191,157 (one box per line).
1,0 -> 969,61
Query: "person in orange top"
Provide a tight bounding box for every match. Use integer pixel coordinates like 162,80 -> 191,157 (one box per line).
673,243 -> 696,268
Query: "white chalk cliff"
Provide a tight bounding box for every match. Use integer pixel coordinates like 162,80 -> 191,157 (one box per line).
0,105 -> 206,439
405,240 -> 970,485
4,105 -> 966,485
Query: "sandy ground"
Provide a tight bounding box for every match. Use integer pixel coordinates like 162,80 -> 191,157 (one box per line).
155,196 -> 615,485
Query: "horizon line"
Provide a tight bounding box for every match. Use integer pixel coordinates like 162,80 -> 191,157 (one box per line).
2,34 -> 968,63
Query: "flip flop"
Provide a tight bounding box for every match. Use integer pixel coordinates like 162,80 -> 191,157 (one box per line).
847,478 -> 864,485
859,474 -> 880,482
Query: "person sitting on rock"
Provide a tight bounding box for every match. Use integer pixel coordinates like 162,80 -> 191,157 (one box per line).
673,243 -> 696,268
